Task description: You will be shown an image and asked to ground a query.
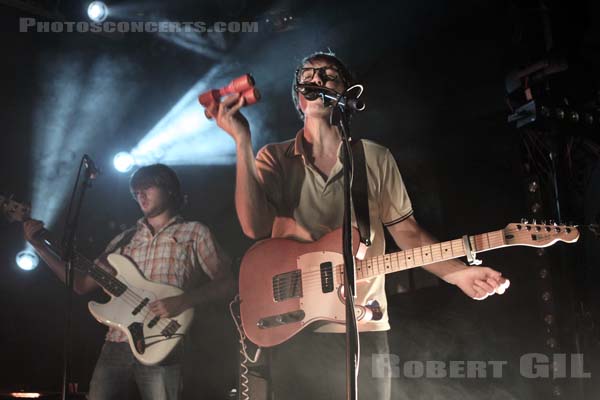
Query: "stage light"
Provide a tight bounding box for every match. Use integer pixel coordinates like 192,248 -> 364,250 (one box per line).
16,250 -> 39,271
87,1 -> 108,23
113,151 -> 135,173
10,393 -> 41,399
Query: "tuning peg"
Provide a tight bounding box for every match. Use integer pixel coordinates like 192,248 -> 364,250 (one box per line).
532,219 -> 537,225
521,218 -> 529,224
541,220 -> 547,225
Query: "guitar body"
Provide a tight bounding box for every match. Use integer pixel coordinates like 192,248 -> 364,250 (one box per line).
239,228 -> 365,348
88,254 -> 194,365
239,222 -> 580,348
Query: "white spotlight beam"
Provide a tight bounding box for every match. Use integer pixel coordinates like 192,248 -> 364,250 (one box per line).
31,55 -> 139,226
131,65 -> 243,167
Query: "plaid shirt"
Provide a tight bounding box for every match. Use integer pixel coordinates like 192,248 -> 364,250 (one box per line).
95,215 -> 230,342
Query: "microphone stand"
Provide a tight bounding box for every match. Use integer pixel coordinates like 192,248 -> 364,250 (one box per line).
329,89 -> 362,400
296,83 -> 366,400
60,155 -> 96,400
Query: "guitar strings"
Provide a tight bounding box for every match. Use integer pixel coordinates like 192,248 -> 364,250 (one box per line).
268,228 -> 553,298
76,253 -> 177,332
272,227 -> 572,296
271,232 -> 504,290
86,267 -> 174,330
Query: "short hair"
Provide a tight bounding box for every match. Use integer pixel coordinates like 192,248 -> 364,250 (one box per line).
129,164 -> 184,211
291,51 -> 355,121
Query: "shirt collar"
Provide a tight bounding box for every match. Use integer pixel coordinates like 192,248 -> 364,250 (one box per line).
285,129 -> 307,158
285,128 -> 345,163
136,214 -> 183,236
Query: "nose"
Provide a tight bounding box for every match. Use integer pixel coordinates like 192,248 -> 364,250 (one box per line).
310,71 -> 324,86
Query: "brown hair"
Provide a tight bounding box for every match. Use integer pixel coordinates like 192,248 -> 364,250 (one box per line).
129,164 -> 184,210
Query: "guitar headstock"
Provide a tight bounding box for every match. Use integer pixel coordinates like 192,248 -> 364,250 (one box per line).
503,222 -> 579,248
0,194 -> 31,223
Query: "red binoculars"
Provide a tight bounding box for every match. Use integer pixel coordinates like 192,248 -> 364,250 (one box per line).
198,74 -> 261,118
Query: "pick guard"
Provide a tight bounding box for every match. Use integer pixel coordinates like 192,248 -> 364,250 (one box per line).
88,254 -> 194,365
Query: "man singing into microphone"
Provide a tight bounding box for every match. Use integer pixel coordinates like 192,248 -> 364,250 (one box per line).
209,51 -> 510,400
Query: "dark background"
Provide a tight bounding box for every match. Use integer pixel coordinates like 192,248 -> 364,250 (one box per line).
1,0 -> 599,399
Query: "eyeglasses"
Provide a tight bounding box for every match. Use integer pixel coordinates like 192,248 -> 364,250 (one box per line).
295,65 -> 341,84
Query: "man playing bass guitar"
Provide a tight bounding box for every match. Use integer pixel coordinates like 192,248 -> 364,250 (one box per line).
24,163 -> 233,400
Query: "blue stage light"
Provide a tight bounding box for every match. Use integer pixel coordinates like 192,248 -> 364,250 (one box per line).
113,151 -> 135,173
87,2 -> 108,23
16,250 -> 40,271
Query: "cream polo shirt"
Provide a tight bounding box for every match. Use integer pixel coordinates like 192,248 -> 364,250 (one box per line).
255,130 -> 413,333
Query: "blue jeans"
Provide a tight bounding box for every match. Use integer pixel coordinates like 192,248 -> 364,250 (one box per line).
88,341 -> 182,400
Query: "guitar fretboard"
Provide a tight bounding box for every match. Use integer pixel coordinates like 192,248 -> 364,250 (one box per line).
349,230 -> 506,280
39,230 -> 127,296
72,253 -> 127,296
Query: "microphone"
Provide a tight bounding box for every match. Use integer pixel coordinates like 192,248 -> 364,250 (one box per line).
83,154 -> 100,179
295,83 -> 366,112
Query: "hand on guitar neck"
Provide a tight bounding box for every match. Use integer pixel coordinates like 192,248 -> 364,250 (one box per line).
23,219 -> 100,294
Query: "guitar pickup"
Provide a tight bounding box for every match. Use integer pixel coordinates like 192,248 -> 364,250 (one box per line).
320,262 -> 334,293
148,316 -> 160,329
257,310 -> 305,329
132,297 -> 149,315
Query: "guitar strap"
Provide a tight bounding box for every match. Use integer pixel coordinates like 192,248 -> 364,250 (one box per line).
351,139 -> 372,248
106,227 -> 137,255
92,227 -> 137,273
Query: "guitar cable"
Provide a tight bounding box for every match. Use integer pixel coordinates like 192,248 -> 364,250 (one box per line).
230,294 -> 262,400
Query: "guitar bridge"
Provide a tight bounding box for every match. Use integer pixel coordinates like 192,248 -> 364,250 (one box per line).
161,320 -> 181,337
272,270 -> 303,302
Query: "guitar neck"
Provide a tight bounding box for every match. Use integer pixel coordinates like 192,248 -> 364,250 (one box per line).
354,229 -> 506,280
37,230 -> 127,296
